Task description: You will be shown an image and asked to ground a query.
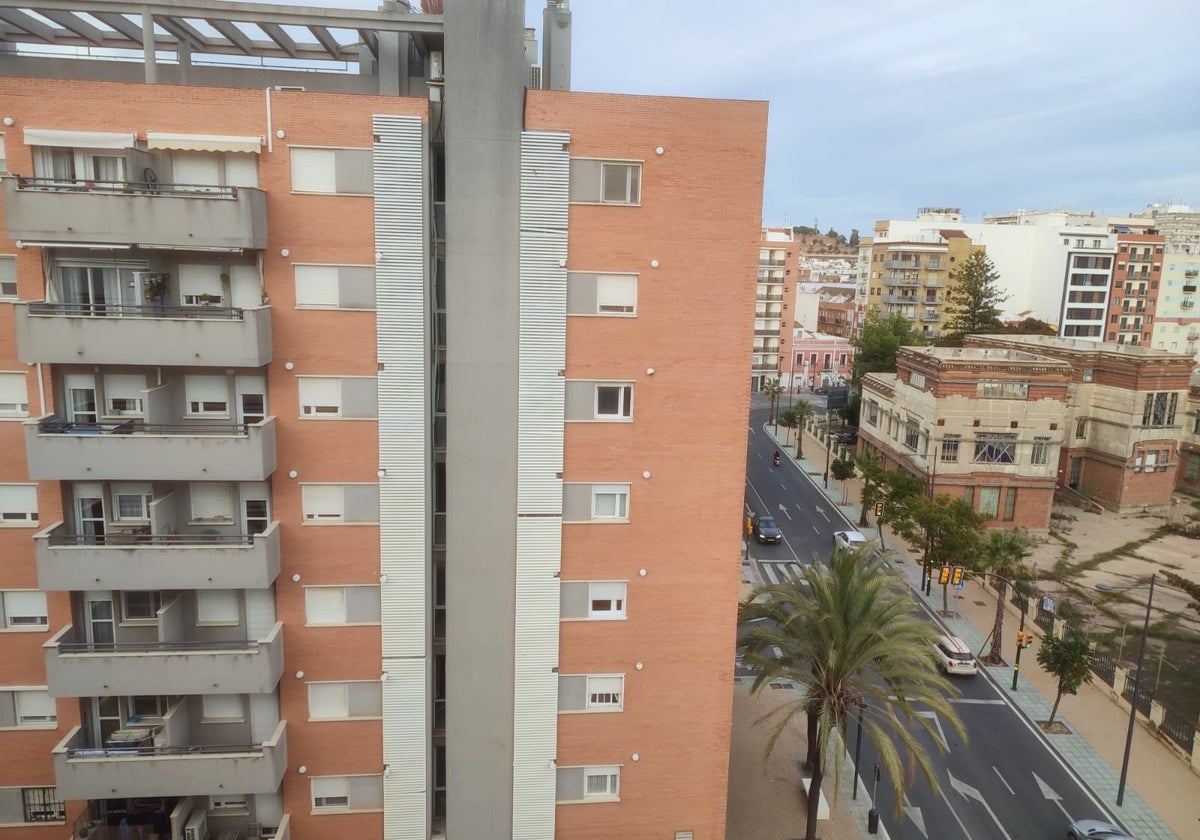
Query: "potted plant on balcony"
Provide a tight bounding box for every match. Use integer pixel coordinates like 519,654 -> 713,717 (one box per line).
142,273 -> 169,312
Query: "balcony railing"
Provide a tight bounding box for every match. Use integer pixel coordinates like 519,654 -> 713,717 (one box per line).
3,177 -> 268,250
38,418 -> 248,435
15,302 -> 272,367
921,312 -> 942,321
754,328 -> 779,336
1185,269 -> 1199,278
1183,284 -> 1197,293
47,531 -> 254,547
759,258 -> 786,267
756,293 -> 784,301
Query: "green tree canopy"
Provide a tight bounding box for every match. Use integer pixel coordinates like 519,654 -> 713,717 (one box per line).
886,493 -> 984,612
1037,633 -> 1095,725
761,378 -> 784,426
941,251 -> 1009,345
738,546 -> 966,840
851,308 -> 924,388
830,456 -> 856,503
975,529 -> 1032,665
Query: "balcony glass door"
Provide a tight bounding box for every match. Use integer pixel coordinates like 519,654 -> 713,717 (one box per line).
236,376 -> 266,425
61,266 -> 118,316
77,496 -> 106,542
243,498 -> 269,536
64,374 -> 98,425
85,595 -> 115,649
91,696 -> 122,746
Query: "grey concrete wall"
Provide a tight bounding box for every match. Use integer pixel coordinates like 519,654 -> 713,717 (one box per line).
44,622 -> 283,698
53,720 -> 287,799
443,1 -> 525,836
24,416 -> 276,481
2,179 -> 268,250
15,304 -> 272,368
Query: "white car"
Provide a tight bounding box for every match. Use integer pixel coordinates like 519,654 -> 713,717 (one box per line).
933,634 -> 978,676
832,530 -> 867,552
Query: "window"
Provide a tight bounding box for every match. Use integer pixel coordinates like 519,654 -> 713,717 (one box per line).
178,263 -> 224,306
1082,368 -> 1094,383
18,787 -> 65,823
594,384 -> 633,419
0,255 -> 16,299
294,264 -> 376,310
904,420 -> 920,451
569,158 -> 641,205
0,689 -> 57,727
0,590 -> 48,629
196,589 -> 239,624
973,434 -> 1016,464
0,372 -> 29,416
978,487 -> 1000,518
977,381 -> 1029,400
308,681 -> 384,720
184,375 -> 229,416
298,377 -> 377,419
584,766 -> 621,799
909,372 -> 925,389
120,591 -> 161,622
588,581 -> 627,619
191,483 -> 234,523
1141,392 -> 1179,427
290,147 -> 374,195
304,586 -> 381,625
595,274 -> 637,314
1031,436 -> 1051,466
0,485 -> 37,525
300,483 -> 379,524
865,401 -> 878,426
310,775 -> 383,813
1187,454 -> 1200,481
112,483 -> 152,521
201,694 -> 244,722
591,485 -> 629,519
103,374 -> 146,416
1075,418 -> 1088,439
940,436 -> 960,462
208,796 -> 249,814
1004,487 -> 1017,521
586,675 -> 624,710
129,695 -> 171,718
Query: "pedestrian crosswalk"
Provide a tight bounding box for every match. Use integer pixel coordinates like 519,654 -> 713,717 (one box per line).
756,560 -> 803,585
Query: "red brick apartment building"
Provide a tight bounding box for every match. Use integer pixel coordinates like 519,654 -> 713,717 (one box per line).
0,3 -> 767,840
1105,232 -> 1166,345
860,335 -> 1194,528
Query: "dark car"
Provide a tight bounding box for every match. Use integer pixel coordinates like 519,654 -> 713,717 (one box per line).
831,427 -> 858,446
753,514 -> 783,544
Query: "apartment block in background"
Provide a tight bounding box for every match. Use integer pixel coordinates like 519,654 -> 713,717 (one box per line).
1104,233 -> 1165,346
865,229 -> 982,340
752,227 -> 796,391
0,2 -> 767,840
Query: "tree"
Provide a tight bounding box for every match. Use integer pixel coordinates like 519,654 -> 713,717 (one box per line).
739,546 -> 966,840
976,529 -> 1032,665
848,228 -> 860,249
941,251 -> 1009,345
791,400 -> 816,457
830,456 -> 856,503
762,378 -> 784,429
887,494 -> 984,613
854,450 -> 886,527
851,308 -> 924,388
1006,316 -> 1056,336
777,406 -> 799,448
1037,633 -> 1095,725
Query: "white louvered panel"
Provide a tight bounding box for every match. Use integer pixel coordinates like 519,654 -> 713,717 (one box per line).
520,130 -> 569,230
382,657 -> 428,839
373,114 -> 429,840
512,131 -> 569,840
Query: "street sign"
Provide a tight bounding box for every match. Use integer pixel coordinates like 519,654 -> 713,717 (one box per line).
1042,597 -> 1058,615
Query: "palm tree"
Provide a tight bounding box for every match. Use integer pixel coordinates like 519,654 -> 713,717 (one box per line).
778,405 -> 799,447
977,529 -> 1032,665
739,546 -> 966,840
762,377 -> 784,429
792,399 -> 815,458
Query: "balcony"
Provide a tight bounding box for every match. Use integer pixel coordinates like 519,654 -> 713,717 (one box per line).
759,258 -> 786,267
921,312 -> 942,322
881,294 -> 917,305
75,811 -> 290,840
24,416 -> 277,481
1183,284 -> 1197,294
53,719 -> 287,800
885,274 -> 920,286
14,303 -> 272,367
44,621 -> 284,697
34,520 -> 280,591
885,259 -> 920,270
1182,300 -> 1195,310
1185,269 -> 1198,278
755,308 -> 782,318
751,362 -> 779,372
3,177 -> 268,250
756,293 -> 784,302
754,328 -> 779,336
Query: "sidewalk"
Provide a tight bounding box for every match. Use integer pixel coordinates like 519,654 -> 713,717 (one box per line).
730,417 -> 1195,840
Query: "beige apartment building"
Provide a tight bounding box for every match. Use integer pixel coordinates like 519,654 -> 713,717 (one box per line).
860,346 -> 1071,531
752,228 -> 796,391
864,229 -> 983,340
0,3 -> 767,840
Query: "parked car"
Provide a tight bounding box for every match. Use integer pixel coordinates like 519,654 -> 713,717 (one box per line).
933,634 -> 978,676
832,530 -> 867,552
1067,819 -> 1138,839
830,427 -> 858,445
752,514 -> 783,545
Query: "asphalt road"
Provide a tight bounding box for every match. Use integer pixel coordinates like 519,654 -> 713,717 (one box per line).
741,402 -> 1124,840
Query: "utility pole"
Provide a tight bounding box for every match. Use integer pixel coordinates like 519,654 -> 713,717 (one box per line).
1011,608 -> 1028,691
823,411 -> 832,488
1118,573 -> 1155,807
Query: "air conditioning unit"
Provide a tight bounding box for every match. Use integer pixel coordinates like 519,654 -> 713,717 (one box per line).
183,811 -> 208,840
429,50 -> 444,81
529,64 -> 543,90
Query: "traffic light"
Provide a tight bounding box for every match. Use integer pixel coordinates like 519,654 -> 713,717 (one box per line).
1015,631 -> 1033,649
938,566 -> 951,585
1023,632 -> 1034,649
874,501 -> 885,517
950,566 -> 965,586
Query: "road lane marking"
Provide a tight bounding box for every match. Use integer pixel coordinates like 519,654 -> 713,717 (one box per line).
948,698 -> 1006,705
992,766 -> 1015,795
902,793 -> 928,839
916,709 -> 950,754
948,770 -> 1012,840
936,787 -> 974,839
777,503 -> 792,520
1033,772 -> 1073,822
744,478 -> 802,565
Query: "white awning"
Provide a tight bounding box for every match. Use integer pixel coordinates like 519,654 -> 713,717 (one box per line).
23,128 -> 137,150
146,132 -> 263,154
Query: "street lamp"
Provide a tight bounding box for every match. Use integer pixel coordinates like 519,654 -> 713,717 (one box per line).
1117,572 -> 1155,808
823,411 -> 832,488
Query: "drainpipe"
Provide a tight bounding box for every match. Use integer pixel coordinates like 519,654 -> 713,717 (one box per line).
265,87 -> 273,153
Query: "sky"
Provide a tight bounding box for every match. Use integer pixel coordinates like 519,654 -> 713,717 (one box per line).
272,1 -> 1200,236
